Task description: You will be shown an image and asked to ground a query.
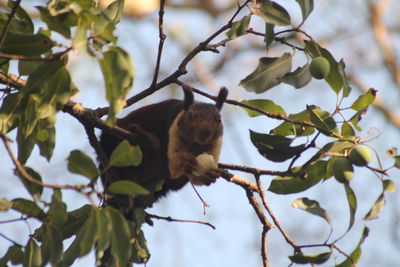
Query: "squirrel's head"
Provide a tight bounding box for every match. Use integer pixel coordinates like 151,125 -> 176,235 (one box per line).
178,87 -> 228,145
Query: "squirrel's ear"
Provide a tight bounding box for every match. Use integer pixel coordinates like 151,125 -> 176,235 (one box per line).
215,87 -> 228,110
183,86 -> 194,110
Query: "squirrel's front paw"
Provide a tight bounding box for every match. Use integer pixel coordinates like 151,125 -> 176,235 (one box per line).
190,169 -> 221,186
182,154 -> 197,174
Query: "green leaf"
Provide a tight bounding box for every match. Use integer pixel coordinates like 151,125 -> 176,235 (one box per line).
268,161 -> 328,194
336,227 -> 369,267
24,239 -> 42,267
67,150 -> 99,180
250,130 -> 305,162
0,32 -> 53,56
349,110 -> 366,131
264,23 -> 275,48
292,197 -> 332,225
341,121 -> 355,137
18,61 -> 43,76
252,0 -> 291,26
0,197 -> 13,211
281,64 -> 312,89
48,190 -> 67,228
14,166 -> 43,198
36,121 -> 56,161
107,206 -> 132,264
383,179 -> 396,192
241,99 -> 286,117
350,88 -> 377,111
363,193 -> 385,220
307,105 -> 339,137
289,251 -> 331,265
103,0 -> 124,22
63,206 -> 98,266
295,0 -> 314,21
37,6 -> 75,38
72,18 -> 96,58
100,46 -> 135,123
338,60 -> 352,97
12,198 -> 46,220
0,245 -> 24,265
41,225 -> 63,265
16,127 -> 35,164
305,40 -> 344,93
320,141 -> 353,155
271,109 -> 314,137
107,181 -> 149,197
7,1 -> 34,33
0,93 -> 20,134
23,59 -> 65,93
109,140 -> 142,167
226,15 -> 251,39
363,179 -> 394,221
61,205 -> 92,239
130,226 -> 150,263
344,183 -> 357,232
20,94 -> 40,137
240,53 -> 292,93
96,208 -> 111,261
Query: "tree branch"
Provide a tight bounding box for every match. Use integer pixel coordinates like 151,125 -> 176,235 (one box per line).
150,0 -> 167,88
255,175 -> 298,251
0,133 -> 88,191
368,0 -> 400,87
148,213 -> 216,230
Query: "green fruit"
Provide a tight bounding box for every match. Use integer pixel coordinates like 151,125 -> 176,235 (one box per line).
309,57 -> 331,79
333,158 -> 354,183
349,146 -> 372,166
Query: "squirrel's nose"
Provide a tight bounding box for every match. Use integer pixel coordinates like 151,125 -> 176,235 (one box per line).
198,128 -> 212,142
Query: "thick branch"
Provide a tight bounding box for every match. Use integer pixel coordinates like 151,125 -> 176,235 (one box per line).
368,0 -> 400,87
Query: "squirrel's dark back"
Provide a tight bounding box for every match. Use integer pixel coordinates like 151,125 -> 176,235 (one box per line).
100,99 -> 189,205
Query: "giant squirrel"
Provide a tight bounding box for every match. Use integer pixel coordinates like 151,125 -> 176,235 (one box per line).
100,87 -> 228,209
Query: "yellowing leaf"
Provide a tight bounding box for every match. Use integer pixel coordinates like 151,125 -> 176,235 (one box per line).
292,197 -> 332,225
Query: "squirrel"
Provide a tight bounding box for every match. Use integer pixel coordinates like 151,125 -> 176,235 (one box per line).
99,87 -> 228,209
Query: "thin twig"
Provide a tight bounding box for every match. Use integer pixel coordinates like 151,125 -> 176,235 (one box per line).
261,226 -> 269,267
96,0 -> 252,115
0,0 -> 22,49
348,74 -> 400,128
219,163 -> 290,177
255,175 -> 298,250
148,213 -> 216,230
1,133 -> 88,191
0,232 -> 22,246
0,217 -> 29,224
175,80 -> 316,128
150,0 -> 167,88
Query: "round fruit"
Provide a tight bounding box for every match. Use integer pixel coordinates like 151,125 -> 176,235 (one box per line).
310,57 -> 331,79
333,158 -> 354,183
349,146 -> 372,166
193,153 -> 217,176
